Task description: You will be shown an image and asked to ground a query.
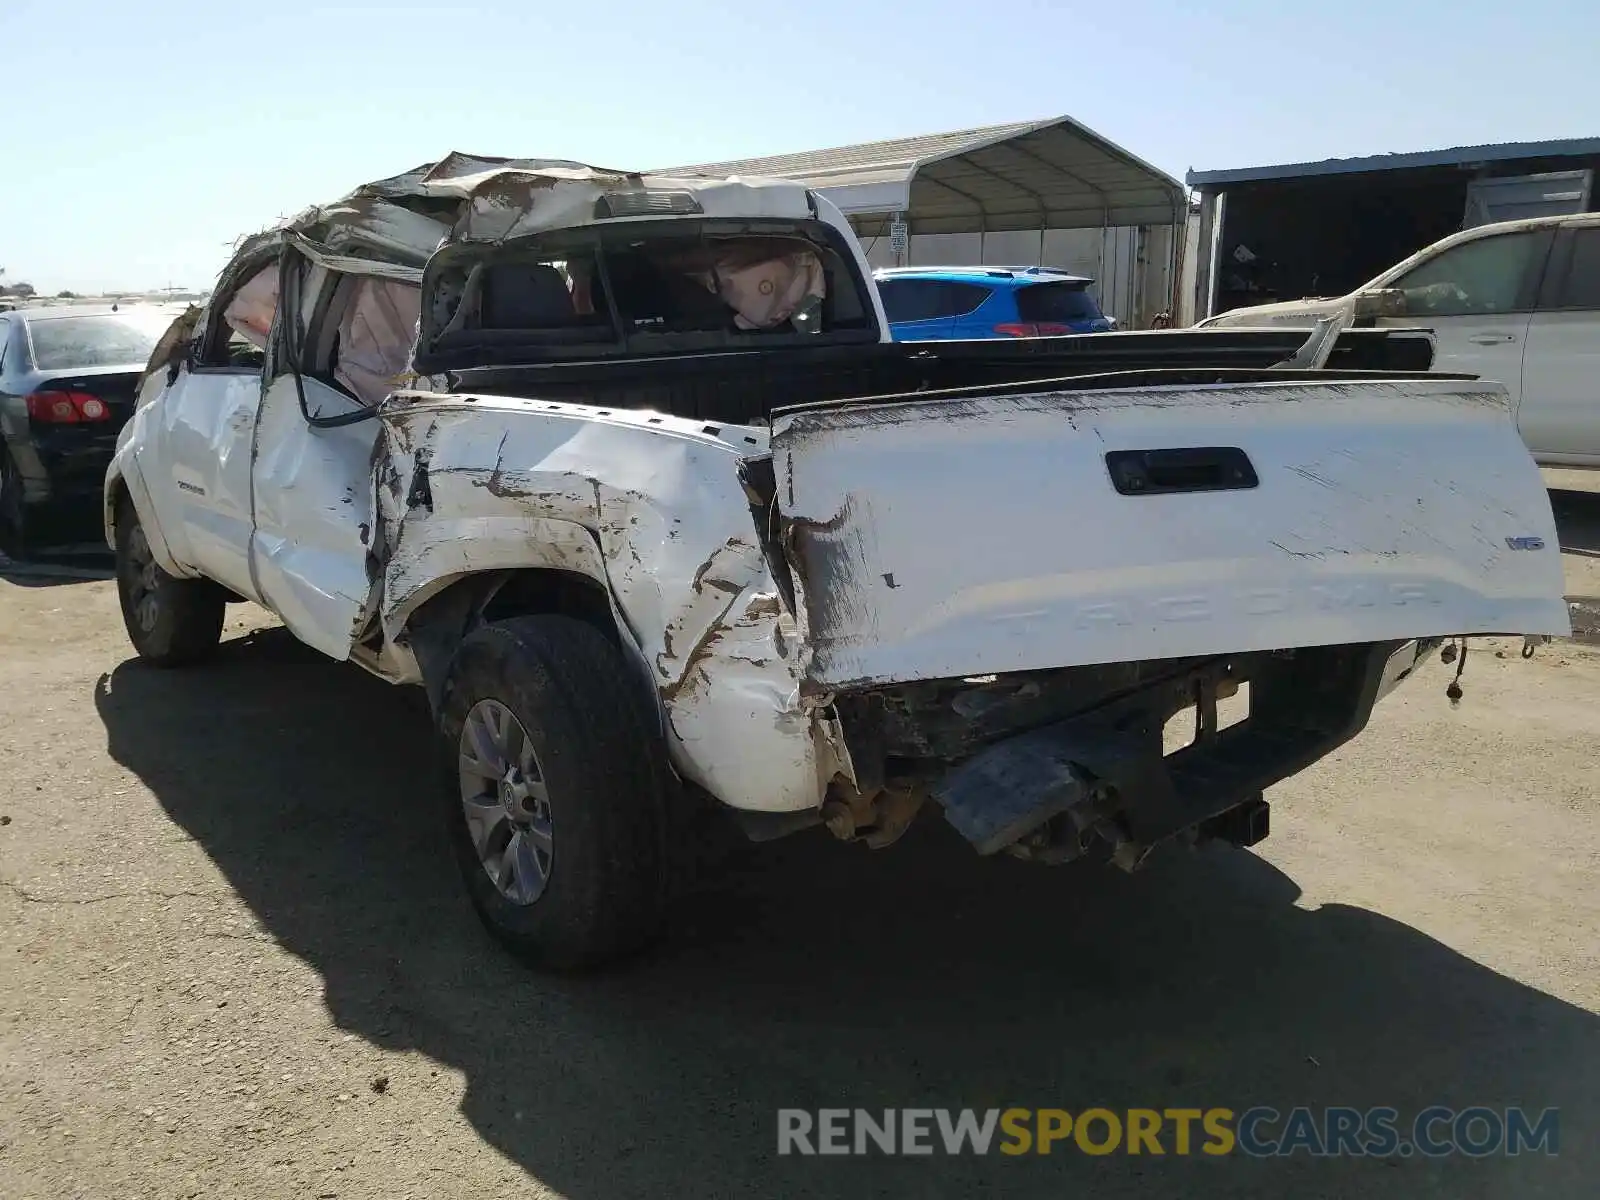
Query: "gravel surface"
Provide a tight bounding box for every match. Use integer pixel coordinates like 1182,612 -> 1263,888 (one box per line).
1,481 -> 1596,1199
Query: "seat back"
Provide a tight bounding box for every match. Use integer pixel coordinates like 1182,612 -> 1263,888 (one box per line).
481,264 -> 574,328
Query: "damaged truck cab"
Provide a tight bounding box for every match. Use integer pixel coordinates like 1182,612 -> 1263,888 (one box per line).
107,154 -> 1571,968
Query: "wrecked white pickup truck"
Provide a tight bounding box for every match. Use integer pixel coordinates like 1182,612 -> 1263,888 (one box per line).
108,154 -> 1570,968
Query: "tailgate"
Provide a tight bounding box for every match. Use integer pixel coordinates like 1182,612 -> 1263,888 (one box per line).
770,377 -> 1570,691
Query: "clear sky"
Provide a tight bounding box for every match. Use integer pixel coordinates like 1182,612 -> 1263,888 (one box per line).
3,0 -> 1594,293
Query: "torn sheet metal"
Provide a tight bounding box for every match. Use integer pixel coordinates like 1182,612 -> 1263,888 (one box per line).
225,153 -> 816,283
373,394 -> 840,812
304,197 -> 451,264
368,157 -> 815,244
282,231 -> 429,284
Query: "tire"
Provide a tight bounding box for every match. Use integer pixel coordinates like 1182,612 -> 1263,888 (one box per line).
0,444 -> 29,560
114,501 -> 225,667
439,614 -> 670,970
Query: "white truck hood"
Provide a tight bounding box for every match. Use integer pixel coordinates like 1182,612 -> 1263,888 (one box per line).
771,376 -> 1569,692
1201,297 -> 1348,328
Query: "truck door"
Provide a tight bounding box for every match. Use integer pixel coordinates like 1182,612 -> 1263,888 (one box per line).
247,262 -> 382,661
1376,228 -> 1551,419
154,365 -> 265,601
1519,223 -> 1600,465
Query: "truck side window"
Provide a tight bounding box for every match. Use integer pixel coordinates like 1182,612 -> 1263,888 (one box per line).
1389,232 -> 1539,317
197,261 -> 279,370
1550,228 -> 1600,310
330,276 -> 422,408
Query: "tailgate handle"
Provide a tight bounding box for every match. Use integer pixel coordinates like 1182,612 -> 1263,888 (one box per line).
1105,447 -> 1259,496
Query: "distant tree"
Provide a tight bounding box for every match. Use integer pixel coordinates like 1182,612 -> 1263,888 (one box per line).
56,290 -> 77,299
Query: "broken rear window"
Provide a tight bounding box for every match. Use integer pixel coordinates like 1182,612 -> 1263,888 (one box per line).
457,239 -> 824,335
419,220 -> 876,369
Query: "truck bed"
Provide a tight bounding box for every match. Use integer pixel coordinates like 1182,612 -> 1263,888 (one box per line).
444,327 -> 1437,425
372,326 -> 1567,865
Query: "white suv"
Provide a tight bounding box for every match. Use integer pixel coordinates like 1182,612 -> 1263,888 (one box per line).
1202,212 -> 1600,469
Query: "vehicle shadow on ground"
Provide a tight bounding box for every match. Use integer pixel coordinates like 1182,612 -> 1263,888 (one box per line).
94,629 -> 1596,1199
0,564 -> 113,588
0,541 -> 114,588
1552,486 -> 1600,559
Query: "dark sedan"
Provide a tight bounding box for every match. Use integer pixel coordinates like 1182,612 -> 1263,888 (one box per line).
0,305 -> 178,557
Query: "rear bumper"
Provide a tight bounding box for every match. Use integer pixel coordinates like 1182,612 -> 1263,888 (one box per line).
928,639 -> 1425,858
17,427 -> 120,506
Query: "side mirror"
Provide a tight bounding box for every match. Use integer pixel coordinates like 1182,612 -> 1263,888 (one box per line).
1353,287 -> 1406,318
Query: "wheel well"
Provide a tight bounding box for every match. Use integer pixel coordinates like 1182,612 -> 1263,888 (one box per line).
106,477 -> 132,545
479,569 -> 618,641
404,568 -> 622,714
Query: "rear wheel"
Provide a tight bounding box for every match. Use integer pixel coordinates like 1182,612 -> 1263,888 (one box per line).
0,445 -> 29,560
114,503 -> 225,666
438,615 -> 670,970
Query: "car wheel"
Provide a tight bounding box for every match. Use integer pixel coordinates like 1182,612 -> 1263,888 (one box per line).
438,614 -> 670,970
0,444 -> 29,560
114,501 -> 225,666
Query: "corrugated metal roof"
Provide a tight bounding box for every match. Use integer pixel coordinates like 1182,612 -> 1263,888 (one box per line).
664,120 -> 1042,186
664,117 -> 1187,232
1187,135 -> 1600,188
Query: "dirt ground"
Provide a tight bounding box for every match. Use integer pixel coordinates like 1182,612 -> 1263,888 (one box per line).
1,479 -> 1597,1200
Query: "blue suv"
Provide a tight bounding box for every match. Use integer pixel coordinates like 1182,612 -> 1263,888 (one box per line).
874,266 -> 1116,341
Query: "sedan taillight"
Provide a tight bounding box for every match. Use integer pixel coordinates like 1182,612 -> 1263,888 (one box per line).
25,390 -> 110,424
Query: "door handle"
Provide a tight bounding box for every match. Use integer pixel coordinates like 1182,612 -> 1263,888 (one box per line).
1468,332 -> 1518,345
1106,447 -> 1259,496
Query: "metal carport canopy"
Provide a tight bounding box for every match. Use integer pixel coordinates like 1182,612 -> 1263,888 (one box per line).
664,117 -> 1187,232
